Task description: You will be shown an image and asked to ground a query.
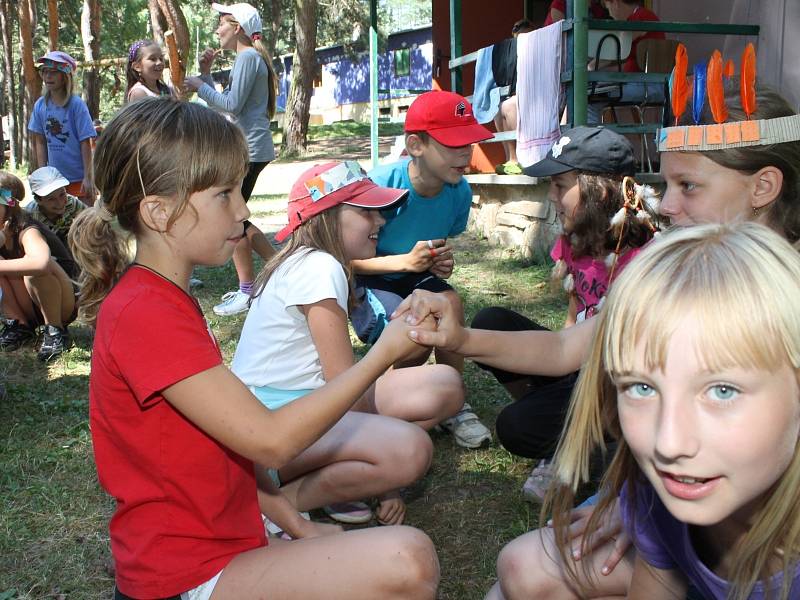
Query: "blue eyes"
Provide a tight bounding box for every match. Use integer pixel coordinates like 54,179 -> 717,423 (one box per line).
624,383 -> 656,398
707,384 -> 739,403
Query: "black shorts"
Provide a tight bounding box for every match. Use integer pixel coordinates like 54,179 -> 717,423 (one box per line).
357,271 -> 453,297
242,161 -> 269,230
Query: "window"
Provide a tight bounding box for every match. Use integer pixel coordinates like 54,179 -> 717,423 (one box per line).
394,48 -> 410,77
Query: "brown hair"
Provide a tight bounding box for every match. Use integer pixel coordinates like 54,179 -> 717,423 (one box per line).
68,97 -> 248,326
125,39 -> 171,100
251,206 -> 356,310
0,171 -> 26,204
677,84 -> 800,244
568,173 -> 659,259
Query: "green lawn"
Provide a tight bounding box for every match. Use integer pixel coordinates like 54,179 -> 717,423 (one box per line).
0,214 -> 566,600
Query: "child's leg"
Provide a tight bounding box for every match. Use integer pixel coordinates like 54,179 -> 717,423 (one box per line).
276,411 -> 432,515
488,527 -> 632,600
24,259 -> 75,326
246,223 -> 277,262
211,526 -> 439,599
0,273 -> 37,323
360,364 -> 464,430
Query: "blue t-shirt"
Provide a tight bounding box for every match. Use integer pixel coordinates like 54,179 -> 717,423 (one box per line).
621,481 -> 800,599
28,96 -> 96,183
369,159 -> 472,258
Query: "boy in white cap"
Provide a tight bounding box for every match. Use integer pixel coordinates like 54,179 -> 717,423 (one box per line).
27,166 -> 88,249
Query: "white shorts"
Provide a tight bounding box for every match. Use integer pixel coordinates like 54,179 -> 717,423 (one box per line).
180,570 -> 223,600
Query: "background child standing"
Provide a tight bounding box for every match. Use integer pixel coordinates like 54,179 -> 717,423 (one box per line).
69,97 -> 439,600
125,39 -> 175,102
28,51 -> 96,204
353,90 -> 493,449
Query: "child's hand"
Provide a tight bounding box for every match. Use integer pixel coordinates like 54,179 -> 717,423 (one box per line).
374,309 -> 437,363
80,176 -> 94,200
430,249 -> 454,279
392,289 -> 467,353
198,47 -> 218,75
405,239 -> 451,273
294,519 -> 344,540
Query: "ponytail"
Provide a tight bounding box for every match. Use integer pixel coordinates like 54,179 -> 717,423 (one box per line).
252,37 -> 278,119
68,205 -> 131,327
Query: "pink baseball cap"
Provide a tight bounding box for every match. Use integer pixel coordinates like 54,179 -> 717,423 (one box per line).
404,90 -> 493,147
36,51 -> 77,74
275,161 -> 408,243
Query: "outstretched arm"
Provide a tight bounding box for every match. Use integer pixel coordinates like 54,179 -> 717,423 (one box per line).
395,289 -> 595,377
352,239 -> 451,275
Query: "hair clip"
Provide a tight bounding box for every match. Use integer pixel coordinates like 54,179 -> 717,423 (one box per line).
0,188 -> 17,207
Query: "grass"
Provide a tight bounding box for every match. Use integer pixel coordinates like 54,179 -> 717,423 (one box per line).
0,201 -> 567,599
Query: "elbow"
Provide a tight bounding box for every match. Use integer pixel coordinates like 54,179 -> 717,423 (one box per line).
254,438 -> 295,470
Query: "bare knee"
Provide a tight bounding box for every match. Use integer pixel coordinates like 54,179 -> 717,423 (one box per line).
430,364 -> 465,413
497,531 -> 565,600
381,526 -> 440,599
388,425 -> 433,485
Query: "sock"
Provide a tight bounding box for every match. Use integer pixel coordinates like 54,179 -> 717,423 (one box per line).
239,281 -> 253,295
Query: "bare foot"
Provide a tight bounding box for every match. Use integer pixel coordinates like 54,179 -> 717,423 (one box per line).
376,492 -> 406,525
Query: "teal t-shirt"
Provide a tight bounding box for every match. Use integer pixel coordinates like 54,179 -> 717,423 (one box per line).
368,159 -> 472,258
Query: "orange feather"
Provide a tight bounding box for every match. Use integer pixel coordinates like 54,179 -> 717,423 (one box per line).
706,50 -> 728,124
724,59 -> 734,78
670,43 -> 689,125
740,43 -> 757,119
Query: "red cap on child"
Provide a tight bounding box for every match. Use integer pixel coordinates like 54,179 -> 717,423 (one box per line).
274,161 -> 408,243
404,91 -> 494,147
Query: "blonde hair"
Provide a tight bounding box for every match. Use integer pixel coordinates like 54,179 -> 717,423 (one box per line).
68,97 -> 248,326
546,222 -> 800,600
251,206 -> 356,310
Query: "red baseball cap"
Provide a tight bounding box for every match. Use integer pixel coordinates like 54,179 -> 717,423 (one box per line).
275,161 -> 408,243
404,91 -> 493,147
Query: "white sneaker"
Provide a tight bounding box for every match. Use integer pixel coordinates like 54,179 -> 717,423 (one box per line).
213,290 -> 251,316
439,402 -> 492,449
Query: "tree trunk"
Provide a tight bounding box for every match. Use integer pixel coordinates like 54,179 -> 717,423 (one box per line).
147,0 -> 165,44
281,0 -> 317,157
0,0 -> 18,168
18,0 -> 39,166
81,0 -> 101,120
47,0 -> 58,50
155,0 -> 190,77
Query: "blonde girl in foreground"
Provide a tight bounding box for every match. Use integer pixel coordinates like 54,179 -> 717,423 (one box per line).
69,97 -> 438,599
545,222 -> 800,599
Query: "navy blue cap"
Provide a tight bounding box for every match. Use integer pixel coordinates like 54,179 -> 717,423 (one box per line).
523,126 -> 636,177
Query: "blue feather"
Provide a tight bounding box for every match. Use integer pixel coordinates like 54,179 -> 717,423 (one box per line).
692,62 -> 707,125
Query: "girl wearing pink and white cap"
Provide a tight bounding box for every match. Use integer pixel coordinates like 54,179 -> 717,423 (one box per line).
232,160 -> 464,529
28,51 -> 96,204
185,3 -> 280,318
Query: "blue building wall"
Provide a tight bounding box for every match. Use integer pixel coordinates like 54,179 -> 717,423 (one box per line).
276,26 -> 432,113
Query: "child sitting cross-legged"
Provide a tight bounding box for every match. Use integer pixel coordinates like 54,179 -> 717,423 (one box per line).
352,90 -> 493,449
233,160 -> 464,527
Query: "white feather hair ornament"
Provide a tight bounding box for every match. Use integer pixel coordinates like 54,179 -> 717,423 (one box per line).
604,252 -> 618,270
562,273 -> 574,293
551,258 -> 568,280
636,183 -> 660,213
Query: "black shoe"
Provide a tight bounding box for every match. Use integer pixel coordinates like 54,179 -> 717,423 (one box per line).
0,319 -> 36,351
37,324 -> 70,361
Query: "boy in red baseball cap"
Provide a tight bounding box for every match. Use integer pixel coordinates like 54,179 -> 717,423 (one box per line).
351,90 -> 494,449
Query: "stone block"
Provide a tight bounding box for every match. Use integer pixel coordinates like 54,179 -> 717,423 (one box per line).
496,212 -> 532,230
501,200 -> 550,219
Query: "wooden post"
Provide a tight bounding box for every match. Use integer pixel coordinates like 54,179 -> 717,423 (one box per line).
164,30 -> 185,96
18,0 -> 39,165
81,0 -> 101,119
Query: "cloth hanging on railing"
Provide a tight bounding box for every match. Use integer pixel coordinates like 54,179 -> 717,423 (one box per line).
516,21 -> 563,167
472,46 -> 502,124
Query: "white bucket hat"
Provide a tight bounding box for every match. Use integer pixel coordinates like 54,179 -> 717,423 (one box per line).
29,166 -> 70,198
211,3 -> 262,39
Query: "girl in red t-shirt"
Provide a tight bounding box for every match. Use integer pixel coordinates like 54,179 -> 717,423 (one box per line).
69,96 -> 439,600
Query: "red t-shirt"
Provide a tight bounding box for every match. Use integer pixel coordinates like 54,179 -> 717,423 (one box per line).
544,0 -> 606,26
625,6 -> 665,72
90,266 -> 266,598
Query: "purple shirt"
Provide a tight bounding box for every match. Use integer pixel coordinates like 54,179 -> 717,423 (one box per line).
620,481 -> 800,599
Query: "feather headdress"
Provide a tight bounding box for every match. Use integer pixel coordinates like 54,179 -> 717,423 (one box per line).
692,62 -> 707,125
669,44 -> 689,126
707,50 -> 728,124
741,43 -> 757,119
